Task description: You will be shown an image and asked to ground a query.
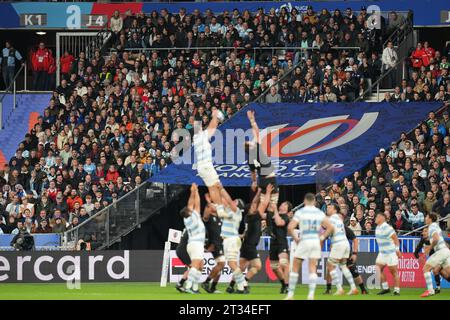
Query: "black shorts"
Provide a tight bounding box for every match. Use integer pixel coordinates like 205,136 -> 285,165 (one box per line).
258,175 -> 279,193
269,241 -> 289,261
240,243 -> 260,261
176,245 -> 191,266
209,242 -> 224,259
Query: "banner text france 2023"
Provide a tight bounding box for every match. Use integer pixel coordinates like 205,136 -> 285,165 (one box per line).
151,102 -> 440,186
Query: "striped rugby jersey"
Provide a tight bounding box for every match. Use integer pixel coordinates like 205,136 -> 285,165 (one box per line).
329,213 -> 348,245
193,130 -> 213,164
220,207 -> 242,239
184,210 -> 205,244
428,222 -> 447,252
375,222 -> 397,254
293,205 -> 325,241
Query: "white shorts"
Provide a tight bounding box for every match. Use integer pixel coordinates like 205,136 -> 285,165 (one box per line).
187,241 -> 204,261
294,240 -> 321,260
329,242 -> 350,261
259,192 -> 279,206
376,252 -> 399,267
426,248 -> 450,269
223,236 -> 242,262
197,162 -> 220,187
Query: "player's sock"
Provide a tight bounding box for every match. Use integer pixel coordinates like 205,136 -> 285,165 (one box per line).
211,281 -> 218,291
233,270 -> 246,291
394,287 -> 400,293
434,274 -> 441,287
204,276 -> 212,284
341,265 -> 356,290
179,278 -> 186,286
229,280 -> 236,288
424,271 -> 434,293
287,272 -> 299,295
193,268 -> 202,291
330,269 -> 342,291
381,282 -> 389,290
185,267 -> 198,290
308,273 -> 318,298
359,283 -> 367,292
326,283 -> 332,291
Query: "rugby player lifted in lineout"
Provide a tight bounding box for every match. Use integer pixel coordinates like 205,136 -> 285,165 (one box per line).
245,110 -> 279,206
193,108 -> 227,218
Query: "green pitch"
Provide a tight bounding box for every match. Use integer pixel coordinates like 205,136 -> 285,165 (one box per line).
0,283 -> 448,300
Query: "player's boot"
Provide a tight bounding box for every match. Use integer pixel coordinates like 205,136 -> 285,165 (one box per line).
235,289 -> 248,294
420,290 -> 435,298
283,293 -> 294,300
435,287 -> 440,294
280,285 -> 288,294
333,288 -> 345,296
243,286 -> 250,294
361,289 -> 369,295
323,288 -> 332,295
176,283 -> 186,293
347,288 -> 359,296
201,282 -> 213,293
377,289 -> 390,295
226,285 -> 235,294
185,288 -> 200,294
393,291 -> 400,296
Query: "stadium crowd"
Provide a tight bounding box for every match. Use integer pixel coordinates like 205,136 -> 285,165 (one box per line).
0,5 -> 447,239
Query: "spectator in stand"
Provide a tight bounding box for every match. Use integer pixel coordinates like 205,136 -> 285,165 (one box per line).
110,10 -> 124,43
31,42 -> 53,91
381,41 -> 398,88
1,41 -> 24,89
60,51 -> 75,81
348,216 -> 362,235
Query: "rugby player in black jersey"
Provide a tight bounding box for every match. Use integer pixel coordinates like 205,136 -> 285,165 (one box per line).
201,197 -> 226,294
175,229 -> 192,292
324,211 -> 368,295
226,185 -> 274,294
245,110 -> 279,206
265,200 -> 292,293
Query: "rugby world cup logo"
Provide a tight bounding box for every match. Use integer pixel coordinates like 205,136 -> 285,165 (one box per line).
260,112 -> 379,158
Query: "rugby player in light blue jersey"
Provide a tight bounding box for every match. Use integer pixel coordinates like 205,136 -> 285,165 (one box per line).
374,212 -> 402,296
285,193 -> 334,300
421,212 -> 450,297
179,183 -> 205,294
325,203 -> 358,296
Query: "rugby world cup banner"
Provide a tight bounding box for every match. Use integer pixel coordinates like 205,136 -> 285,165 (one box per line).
151,102 -> 441,186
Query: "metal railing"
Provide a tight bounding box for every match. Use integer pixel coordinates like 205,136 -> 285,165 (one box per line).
56,30 -> 112,85
0,63 -> 26,130
403,215 -> 449,236
62,181 -> 185,250
110,46 -> 361,65
356,55 -> 409,102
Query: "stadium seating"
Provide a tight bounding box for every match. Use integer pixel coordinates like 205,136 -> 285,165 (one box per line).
0,5 -> 448,249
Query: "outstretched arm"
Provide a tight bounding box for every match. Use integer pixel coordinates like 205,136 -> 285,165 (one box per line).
192,183 -> 200,213
247,110 -> 261,144
220,187 -> 237,212
187,183 -> 197,211
257,184 -> 273,218
207,109 -> 220,137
